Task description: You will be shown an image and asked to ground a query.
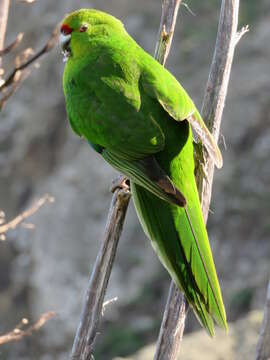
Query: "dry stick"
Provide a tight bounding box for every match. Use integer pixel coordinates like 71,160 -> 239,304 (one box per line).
154,1 -> 247,359
70,2 -> 182,359
154,0 -> 182,65
0,311 -> 56,346
0,25 -> 59,92
70,189 -> 131,359
198,0 -> 248,220
0,194 -> 54,235
0,26 -> 58,110
0,0 -> 10,50
0,0 -> 10,72
0,32 -> 24,56
255,280 -> 270,360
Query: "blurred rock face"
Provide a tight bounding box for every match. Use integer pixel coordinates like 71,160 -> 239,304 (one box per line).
0,1 -> 269,359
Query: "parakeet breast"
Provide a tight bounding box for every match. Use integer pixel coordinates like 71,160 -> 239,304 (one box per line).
63,41 -> 165,157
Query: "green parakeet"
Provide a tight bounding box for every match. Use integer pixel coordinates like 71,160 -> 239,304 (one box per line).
60,9 -> 227,335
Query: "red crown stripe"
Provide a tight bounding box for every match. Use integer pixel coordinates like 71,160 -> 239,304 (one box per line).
61,24 -> 73,35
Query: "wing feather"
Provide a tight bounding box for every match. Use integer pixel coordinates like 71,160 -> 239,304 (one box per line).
140,54 -> 223,168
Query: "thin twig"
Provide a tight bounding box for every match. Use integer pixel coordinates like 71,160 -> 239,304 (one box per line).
155,1 -> 247,359
0,194 -> 54,236
255,280 -> 270,360
70,189 -> 131,359
0,311 -> 56,346
0,25 -> 58,93
0,32 -> 24,56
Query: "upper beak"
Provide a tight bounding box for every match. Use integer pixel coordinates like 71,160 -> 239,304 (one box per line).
59,33 -> 72,61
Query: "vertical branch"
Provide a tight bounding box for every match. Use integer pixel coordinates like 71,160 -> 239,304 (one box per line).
0,0 -> 10,50
255,280 -> 270,360
198,0 -> 244,221
154,0 -> 181,65
0,0 -> 10,76
154,282 -> 187,360
155,1 -> 247,359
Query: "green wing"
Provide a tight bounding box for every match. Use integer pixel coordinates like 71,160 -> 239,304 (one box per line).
102,142 -> 227,335
102,149 -> 186,207
140,54 -> 223,168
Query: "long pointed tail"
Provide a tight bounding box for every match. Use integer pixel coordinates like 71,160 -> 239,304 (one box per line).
131,181 -> 227,336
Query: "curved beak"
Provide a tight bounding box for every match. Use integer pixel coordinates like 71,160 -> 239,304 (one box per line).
59,33 -> 72,62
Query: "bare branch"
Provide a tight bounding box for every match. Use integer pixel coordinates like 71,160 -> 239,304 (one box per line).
0,194 -> 54,236
0,0 -> 10,53
155,1 -> 248,359
102,297 -> 118,316
154,283 -> 187,360
234,25 -> 249,46
0,32 -> 24,56
0,25 -> 58,94
0,311 -> 56,346
198,0 -> 248,221
70,188 -> 131,360
0,0 -> 10,82
154,0 -> 181,65
0,69 -> 27,110
256,280 -> 270,360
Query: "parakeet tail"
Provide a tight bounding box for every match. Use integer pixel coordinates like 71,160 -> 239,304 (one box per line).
131,181 -> 227,336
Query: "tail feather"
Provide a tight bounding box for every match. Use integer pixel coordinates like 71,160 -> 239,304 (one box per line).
131,181 -> 227,335
184,207 -> 227,330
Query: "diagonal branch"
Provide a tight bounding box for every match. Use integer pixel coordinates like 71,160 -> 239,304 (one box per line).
0,194 -> 54,237
198,0 -> 246,221
0,311 -> 56,346
0,26 -> 58,110
155,1 -> 247,359
0,25 -> 58,92
70,188 -> 131,359
0,32 -> 24,56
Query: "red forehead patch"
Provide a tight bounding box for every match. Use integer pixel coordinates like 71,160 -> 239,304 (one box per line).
60,24 -> 73,35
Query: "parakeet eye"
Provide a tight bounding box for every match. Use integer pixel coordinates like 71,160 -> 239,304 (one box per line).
79,24 -> 88,32
60,24 -> 73,35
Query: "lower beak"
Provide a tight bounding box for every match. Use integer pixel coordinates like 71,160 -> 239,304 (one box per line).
59,33 -> 72,61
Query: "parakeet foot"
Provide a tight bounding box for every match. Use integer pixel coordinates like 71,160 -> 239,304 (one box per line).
110,175 -> 130,193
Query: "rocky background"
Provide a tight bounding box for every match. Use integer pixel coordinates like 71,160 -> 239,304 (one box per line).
0,0 -> 269,359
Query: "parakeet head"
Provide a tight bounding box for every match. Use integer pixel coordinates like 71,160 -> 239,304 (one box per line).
60,9 -> 124,61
